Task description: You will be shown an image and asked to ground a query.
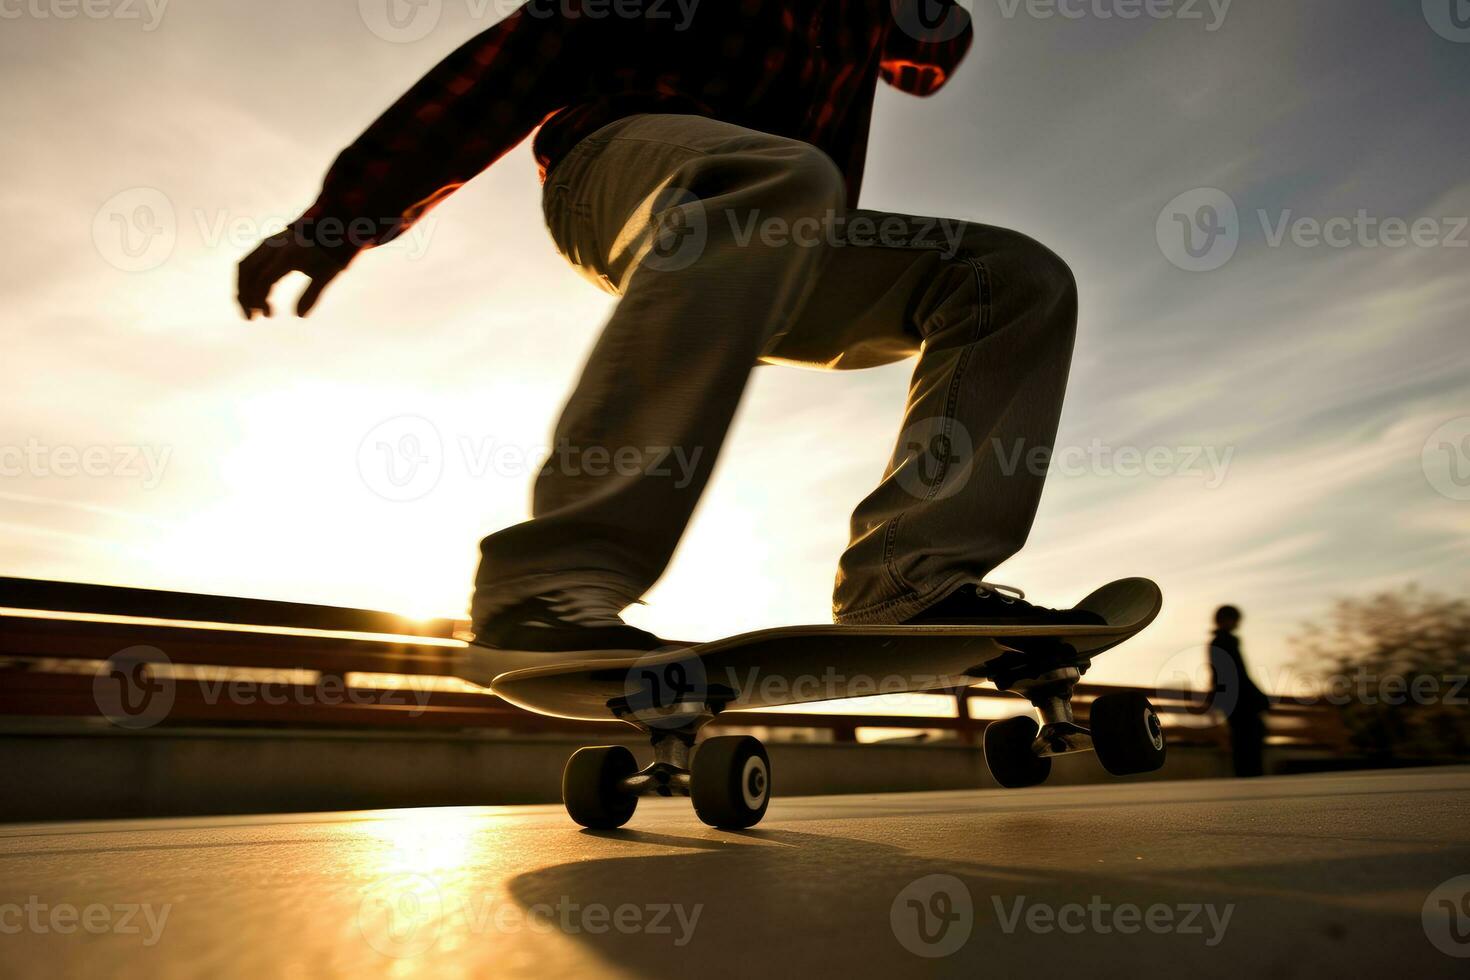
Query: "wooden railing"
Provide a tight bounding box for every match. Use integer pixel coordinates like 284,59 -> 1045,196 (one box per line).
0,577 -> 1346,749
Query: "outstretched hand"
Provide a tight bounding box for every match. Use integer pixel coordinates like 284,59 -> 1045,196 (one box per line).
236,231 -> 345,320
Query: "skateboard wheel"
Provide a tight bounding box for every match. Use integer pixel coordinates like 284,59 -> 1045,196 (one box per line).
691,736 -> 770,829
983,715 -> 1052,789
1089,692 -> 1167,776
562,745 -> 639,829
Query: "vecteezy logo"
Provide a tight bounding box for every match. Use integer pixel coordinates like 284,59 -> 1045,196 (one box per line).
1157,188 -> 1240,272
1154,644 -> 1238,722
890,874 -> 973,958
891,0 -> 971,43
359,0 -> 442,43
1423,417 -> 1470,501
637,187 -> 708,273
92,188 -> 177,272
893,418 -> 974,501
358,874 -> 444,958
1423,875 -> 1470,957
622,647 -> 710,730
357,416 -> 444,502
92,645 -> 176,730
1424,0 -> 1470,42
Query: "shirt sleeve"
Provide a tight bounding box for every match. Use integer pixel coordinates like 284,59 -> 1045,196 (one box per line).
881,0 -> 974,97
290,5 -> 594,268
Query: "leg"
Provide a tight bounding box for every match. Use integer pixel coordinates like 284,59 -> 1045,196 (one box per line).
1230,714 -> 1267,777
767,213 -> 1079,624
472,115 -> 847,626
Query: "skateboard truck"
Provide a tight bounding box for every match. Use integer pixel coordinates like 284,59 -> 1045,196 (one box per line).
1004,665 -> 1095,758
984,656 -> 1167,788
605,686 -> 731,795
611,718 -> 705,799
561,682 -> 771,830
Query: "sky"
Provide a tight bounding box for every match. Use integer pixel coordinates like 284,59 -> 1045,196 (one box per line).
2,0 -> 1468,696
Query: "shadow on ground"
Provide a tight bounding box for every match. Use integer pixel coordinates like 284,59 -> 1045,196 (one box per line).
506,824 -> 1469,978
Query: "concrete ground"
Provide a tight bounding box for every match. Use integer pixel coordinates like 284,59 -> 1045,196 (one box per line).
0,724 -> 1247,821
2,768 -> 1469,979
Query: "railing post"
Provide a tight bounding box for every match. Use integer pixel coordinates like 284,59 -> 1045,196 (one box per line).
955,687 -> 976,745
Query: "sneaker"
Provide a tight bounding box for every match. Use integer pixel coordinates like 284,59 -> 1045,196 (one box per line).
463,588 -> 671,687
904,583 -> 1105,627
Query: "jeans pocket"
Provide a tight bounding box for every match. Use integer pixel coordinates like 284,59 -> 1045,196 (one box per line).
540,184 -> 574,259
542,137 -> 613,267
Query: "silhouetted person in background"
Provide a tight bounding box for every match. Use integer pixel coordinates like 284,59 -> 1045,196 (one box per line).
1209,605 -> 1270,777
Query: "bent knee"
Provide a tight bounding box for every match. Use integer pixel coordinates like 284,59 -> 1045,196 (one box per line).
953,229 -> 1078,335
784,143 -> 847,205
988,230 -> 1076,306
915,229 -> 1077,348
1030,242 -> 1077,311
739,137 -> 848,215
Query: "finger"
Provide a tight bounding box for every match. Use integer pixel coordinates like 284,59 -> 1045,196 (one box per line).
238,288 -> 267,320
236,250 -> 269,318
295,280 -> 324,318
295,269 -> 339,317
236,258 -> 259,319
238,286 -> 272,320
237,245 -> 288,319
238,276 -> 268,319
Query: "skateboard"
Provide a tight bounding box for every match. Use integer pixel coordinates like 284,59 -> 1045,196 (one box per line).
489,577 -> 1164,830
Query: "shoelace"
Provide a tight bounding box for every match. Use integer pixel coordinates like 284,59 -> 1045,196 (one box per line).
974,582 -> 1027,604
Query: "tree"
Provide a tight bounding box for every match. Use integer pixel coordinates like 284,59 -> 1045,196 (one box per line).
1294,586 -> 1470,760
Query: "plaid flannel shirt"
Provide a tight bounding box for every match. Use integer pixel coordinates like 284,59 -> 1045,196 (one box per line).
294,0 -> 973,265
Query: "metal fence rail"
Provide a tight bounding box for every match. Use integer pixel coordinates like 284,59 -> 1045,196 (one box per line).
0,577 -> 1346,749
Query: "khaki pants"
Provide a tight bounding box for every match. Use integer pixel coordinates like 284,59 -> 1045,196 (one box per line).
473,114 -> 1078,626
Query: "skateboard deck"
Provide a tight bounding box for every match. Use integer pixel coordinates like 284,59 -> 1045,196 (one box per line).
490,577 -> 1162,724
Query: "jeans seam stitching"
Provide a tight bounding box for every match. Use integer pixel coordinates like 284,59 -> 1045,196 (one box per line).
605,134 -> 714,158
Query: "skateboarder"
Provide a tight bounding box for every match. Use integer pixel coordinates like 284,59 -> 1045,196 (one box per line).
1208,605 -> 1270,777
236,1 -> 1102,672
